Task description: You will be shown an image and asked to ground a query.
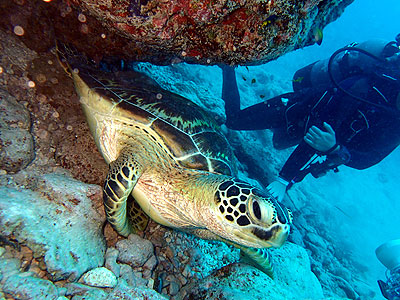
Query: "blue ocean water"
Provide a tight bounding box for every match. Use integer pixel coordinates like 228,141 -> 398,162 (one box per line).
147,0 -> 400,298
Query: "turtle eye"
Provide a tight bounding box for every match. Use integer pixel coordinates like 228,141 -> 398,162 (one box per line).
252,200 -> 262,220
248,196 -> 276,225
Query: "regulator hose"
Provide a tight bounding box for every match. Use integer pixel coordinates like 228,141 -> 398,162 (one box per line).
327,46 -> 399,115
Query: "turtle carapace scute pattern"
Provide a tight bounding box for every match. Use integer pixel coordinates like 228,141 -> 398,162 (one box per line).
57,43 -> 292,277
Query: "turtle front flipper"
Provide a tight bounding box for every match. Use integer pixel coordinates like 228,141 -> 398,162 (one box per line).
103,150 -> 148,236
239,247 -> 274,279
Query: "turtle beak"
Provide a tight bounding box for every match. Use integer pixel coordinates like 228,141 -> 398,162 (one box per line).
251,223 -> 290,248
246,196 -> 291,247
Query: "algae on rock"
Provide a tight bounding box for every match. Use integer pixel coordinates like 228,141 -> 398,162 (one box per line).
0,172 -> 106,281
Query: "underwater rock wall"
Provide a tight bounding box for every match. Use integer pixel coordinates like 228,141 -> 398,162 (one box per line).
0,0 -> 354,65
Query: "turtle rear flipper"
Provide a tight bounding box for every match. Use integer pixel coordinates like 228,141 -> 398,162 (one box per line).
103,149 -> 148,236
127,196 -> 149,232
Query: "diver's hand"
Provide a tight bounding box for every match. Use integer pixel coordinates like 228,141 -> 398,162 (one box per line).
266,180 -> 288,202
304,122 -> 337,152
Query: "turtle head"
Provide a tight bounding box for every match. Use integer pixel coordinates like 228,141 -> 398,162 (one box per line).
214,180 -> 292,248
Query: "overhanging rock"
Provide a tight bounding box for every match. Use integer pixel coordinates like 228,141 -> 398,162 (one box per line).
1,0 -> 354,65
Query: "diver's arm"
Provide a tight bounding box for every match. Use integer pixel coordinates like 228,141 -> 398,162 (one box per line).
267,149 -> 307,201
278,141 -> 319,184
221,66 -> 293,130
278,120 -> 400,184
267,142 -> 317,201
267,141 -> 348,201
278,139 -> 349,184
221,66 -> 241,122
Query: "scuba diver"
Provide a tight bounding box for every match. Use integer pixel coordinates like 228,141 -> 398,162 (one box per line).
221,34 -> 400,201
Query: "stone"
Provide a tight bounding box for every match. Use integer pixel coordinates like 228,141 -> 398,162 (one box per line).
0,172 -> 106,281
79,267 -> 118,288
271,243 -> 324,298
2,272 -> 66,300
0,247 -> 5,257
352,279 -> 377,299
0,0 -> 354,65
119,264 -> 148,288
108,281 -> 168,300
116,234 -> 154,267
162,230 -> 240,280
288,225 -> 305,247
143,254 -> 158,272
0,129 -> 35,173
0,89 -> 34,173
104,247 -> 120,277
70,289 -> 108,300
167,280 -> 180,296
65,282 -> 107,298
0,89 -> 31,130
0,258 -> 21,281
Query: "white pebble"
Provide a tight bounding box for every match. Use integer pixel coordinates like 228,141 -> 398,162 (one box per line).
80,267 -> 117,288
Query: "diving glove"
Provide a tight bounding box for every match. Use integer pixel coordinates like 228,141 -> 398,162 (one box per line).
266,177 -> 289,202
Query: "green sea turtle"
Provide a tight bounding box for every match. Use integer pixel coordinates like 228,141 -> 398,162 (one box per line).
57,44 -> 292,277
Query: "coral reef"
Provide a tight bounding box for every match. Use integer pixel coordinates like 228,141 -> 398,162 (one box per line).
0,0 -> 354,65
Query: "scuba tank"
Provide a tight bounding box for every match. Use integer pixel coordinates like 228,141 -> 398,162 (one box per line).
292,36 -> 400,114
293,39 -> 398,92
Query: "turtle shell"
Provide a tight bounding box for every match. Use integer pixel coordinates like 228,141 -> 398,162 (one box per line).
78,65 -> 237,176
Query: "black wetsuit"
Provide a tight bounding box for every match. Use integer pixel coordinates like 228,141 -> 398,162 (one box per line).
222,66 -> 400,185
